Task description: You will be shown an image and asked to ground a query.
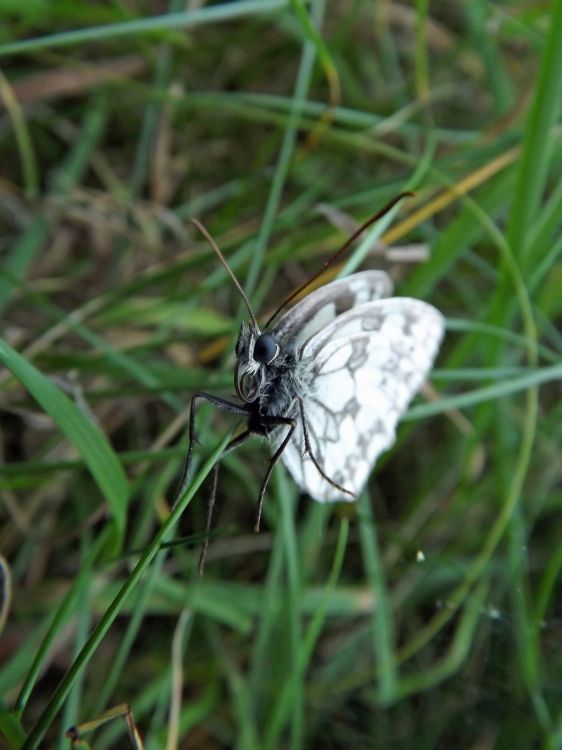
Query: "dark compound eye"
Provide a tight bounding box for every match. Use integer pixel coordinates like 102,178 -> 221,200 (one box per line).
253,333 -> 279,364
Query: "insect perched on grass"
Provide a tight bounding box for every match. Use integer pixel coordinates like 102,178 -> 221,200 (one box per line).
176,195 -> 444,570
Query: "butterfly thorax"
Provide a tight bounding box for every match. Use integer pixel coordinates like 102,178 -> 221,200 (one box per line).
234,322 -> 311,434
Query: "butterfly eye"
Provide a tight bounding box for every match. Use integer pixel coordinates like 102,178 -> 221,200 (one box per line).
253,333 -> 279,365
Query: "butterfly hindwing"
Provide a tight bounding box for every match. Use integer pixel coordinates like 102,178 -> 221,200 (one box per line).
273,293 -> 444,502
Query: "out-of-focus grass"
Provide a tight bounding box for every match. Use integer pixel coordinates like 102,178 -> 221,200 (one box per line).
0,1 -> 561,748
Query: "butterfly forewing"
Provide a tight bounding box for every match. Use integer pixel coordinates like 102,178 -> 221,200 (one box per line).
272,270 -> 393,348
271,290 -> 444,502
183,220 -> 444,566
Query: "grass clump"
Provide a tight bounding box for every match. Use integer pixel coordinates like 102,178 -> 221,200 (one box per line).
0,1 -> 561,748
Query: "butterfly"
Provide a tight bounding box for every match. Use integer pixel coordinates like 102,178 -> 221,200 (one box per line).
175,198 -> 444,568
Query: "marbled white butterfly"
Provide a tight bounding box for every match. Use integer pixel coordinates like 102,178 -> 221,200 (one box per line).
176,197 -> 444,567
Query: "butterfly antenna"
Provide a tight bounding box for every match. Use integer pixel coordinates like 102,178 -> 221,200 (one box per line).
190,218 -> 259,329
264,191 -> 414,329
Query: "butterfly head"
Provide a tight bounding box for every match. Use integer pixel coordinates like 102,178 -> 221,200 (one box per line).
234,323 -> 280,403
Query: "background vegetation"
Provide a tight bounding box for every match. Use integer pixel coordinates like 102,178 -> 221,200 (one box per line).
1,1 -> 561,748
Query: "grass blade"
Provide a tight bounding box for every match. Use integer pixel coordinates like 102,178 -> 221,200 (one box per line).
0,340 -> 129,552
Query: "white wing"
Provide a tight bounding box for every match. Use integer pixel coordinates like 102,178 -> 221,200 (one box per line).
276,297 -> 444,502
272,271 -> 393,348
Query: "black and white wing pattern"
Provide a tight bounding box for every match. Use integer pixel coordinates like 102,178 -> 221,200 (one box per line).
270,271 -> 444,502
272,270 -> 393,346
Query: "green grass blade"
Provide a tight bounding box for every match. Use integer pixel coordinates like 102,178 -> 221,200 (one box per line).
20,429 -> 233,750
507,0 -> 562,268
396,579 -> 488,698
265,518 -> 349,746
0,340 -> 129,552
359,492 -> 397,704
15,529 -> 112,711
0,218 -> 47,318
0,708 -> 26,750
0,0 -> 289,57
405,362 -> 562,420
0,100 -> 106,317
243,0 -> 323,300
0,71 -> 38,198
90,556 -> 166,718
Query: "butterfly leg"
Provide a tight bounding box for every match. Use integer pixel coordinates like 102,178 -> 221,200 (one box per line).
298,397 -> 354,499
254,416 -> 296,532
198,428 -> 252,575
198,460 -> 219,577
173,391 -> 250,508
